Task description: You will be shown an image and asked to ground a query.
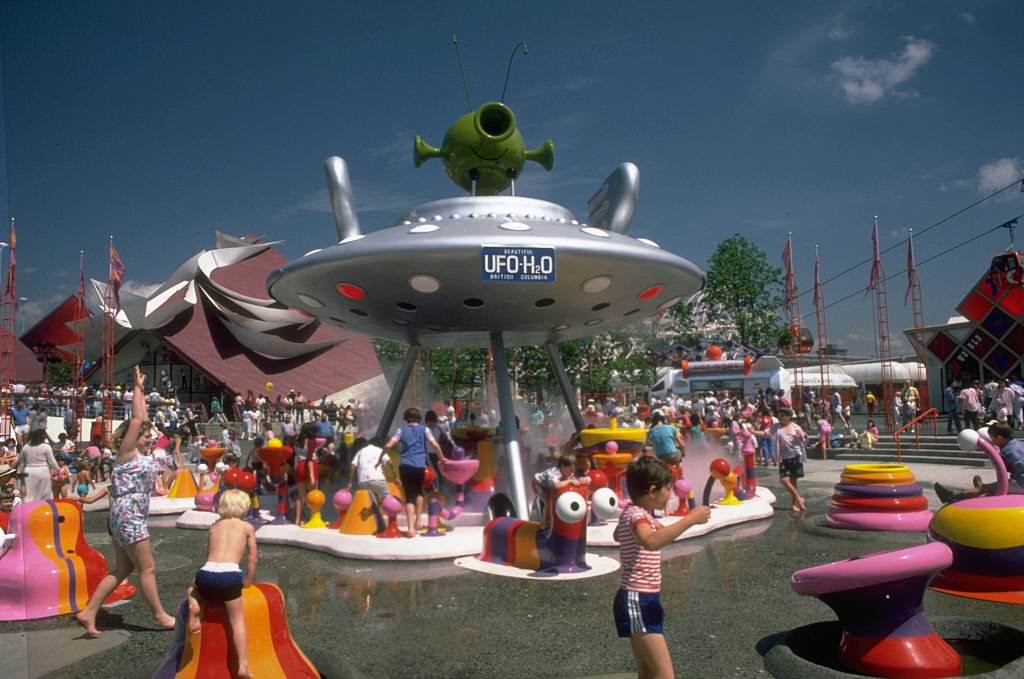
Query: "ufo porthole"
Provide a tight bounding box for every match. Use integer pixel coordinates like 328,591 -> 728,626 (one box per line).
463,298 -> 485,308
451,213 -> 461,219
552,323 -> 571,331
639,284 -> 665,301
297,293 -> 324,308
409,224 -> 440,234
571,219 -> 579,225
658,296 -> 683,310
409,275 -> 441,293
585,319 -> 602,326
581,226 -> 610,238
591,302 -> 610,311
417,217 -> 427,223
337,283 -> 366,301
303,248 -> 323,257
433,215 -> 442,221
581,275 -> 613,294
638,238 -> 661,248
624,308 -> 641,316
534,298 -> 555,308
329,316 -> 347,324
350,308 -> 369,317
392,319 -> 409,326
427,325 -> 445,332
469,212 -> 478,218
500,221 -> 531,231
339,234 -> 365,244
557,218 -> 566,223
396,302 -> 418,312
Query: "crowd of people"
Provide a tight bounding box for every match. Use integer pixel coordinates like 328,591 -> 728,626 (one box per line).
942,378 -> 1024,433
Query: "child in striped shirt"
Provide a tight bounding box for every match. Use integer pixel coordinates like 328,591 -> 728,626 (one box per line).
614,457 -> 711,678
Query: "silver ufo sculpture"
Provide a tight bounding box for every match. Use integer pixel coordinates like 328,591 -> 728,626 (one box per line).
268,160 -> 705,348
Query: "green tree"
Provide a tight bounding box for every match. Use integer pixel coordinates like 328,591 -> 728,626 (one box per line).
45,359 -> 74,385
702,234 -> 784,349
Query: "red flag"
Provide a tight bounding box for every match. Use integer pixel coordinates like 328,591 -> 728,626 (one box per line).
865,218 -> 881,297
813,247 -> 822,307
904,229 -> 917,304
782,236 -> 795,305
109,241 -> 125,309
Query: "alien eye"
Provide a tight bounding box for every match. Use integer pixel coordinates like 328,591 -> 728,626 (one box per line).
591,487 -> 619,520
555,491 -> 588,524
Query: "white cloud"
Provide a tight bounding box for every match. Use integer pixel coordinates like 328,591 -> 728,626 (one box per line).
831,36 -> 936,104
977,157 -> 1023,198
120,280 -> 162,297
274,182 -> 428,223
957,11 -> 976,26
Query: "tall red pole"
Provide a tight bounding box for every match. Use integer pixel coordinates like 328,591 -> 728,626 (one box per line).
783,233 -> 804,411
102,236 -> 118,442
905,228 -> 930,411
813,245 -> 830,407
869,218 -> 896,433
0,218 -> 16,439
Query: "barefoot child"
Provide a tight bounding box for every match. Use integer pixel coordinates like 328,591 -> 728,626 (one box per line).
773,408 -> 808,512
186,489 -> 258,679
614,457 -> 712,679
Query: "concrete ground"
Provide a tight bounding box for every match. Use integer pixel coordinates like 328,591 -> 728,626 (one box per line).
2,458 -> 1020,679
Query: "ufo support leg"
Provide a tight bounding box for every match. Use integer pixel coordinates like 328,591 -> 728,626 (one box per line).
490,331 -> 529,519
374,342 -> 421,444
544,342 -> 584,432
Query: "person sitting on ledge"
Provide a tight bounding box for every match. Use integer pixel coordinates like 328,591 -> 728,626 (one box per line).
934,423 -> 1024,503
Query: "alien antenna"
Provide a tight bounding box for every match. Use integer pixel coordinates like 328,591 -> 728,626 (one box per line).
500,41 -> 528,102
452,34 -> 473,112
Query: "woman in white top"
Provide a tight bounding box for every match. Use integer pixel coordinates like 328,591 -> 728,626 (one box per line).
17,429 -> 59,501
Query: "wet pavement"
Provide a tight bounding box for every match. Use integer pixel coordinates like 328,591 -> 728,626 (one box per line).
3,461 -> 1021,679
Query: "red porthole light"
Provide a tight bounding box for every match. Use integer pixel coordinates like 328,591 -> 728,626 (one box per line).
337,283 -> 366,301
638,285 -> 664,301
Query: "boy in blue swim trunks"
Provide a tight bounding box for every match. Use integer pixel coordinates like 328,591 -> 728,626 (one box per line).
614,457 -> 711,679
186,489 -> 258,679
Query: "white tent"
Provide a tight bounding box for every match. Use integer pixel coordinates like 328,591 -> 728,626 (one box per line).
839,361 -> 927,384
794,364 -> 858,389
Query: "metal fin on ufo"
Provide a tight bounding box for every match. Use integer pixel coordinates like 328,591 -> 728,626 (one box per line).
324,156 -> 362,242
586,162 -> 639,234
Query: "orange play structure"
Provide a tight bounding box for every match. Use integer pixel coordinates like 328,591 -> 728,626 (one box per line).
152,582 -> 318,679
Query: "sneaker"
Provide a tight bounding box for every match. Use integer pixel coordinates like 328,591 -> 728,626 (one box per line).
934,483 -> 955,504
972,475 -> 983,489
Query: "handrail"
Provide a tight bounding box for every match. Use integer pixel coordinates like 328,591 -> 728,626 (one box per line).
893,407 -> 939,461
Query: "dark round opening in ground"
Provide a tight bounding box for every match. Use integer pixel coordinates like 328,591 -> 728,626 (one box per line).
763,618 -> 1024,678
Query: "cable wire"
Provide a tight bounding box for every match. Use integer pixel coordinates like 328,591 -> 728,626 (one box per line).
804,212 -> 1024,318
795,175 -> 1024,300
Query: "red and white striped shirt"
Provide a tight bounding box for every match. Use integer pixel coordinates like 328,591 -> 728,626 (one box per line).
615,505 -> 661,592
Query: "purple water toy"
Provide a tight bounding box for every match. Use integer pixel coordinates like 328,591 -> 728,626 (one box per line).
424,497 -> 444,536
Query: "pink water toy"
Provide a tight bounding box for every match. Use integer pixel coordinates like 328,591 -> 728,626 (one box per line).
791,542 -> 961,678
927,429 -> 1024,605
0,500 -> 135,621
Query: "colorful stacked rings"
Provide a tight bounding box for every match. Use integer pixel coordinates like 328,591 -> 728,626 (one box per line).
826,464 -> 933,532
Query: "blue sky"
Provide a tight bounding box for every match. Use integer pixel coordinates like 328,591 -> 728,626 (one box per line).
2,1 -> 1022,355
